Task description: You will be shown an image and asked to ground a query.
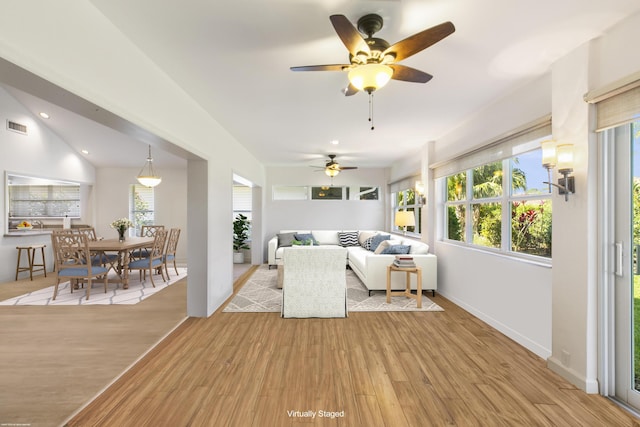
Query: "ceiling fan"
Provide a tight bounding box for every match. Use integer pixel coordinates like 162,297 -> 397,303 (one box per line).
312,154 -> 358,177
290,13 -> 455,96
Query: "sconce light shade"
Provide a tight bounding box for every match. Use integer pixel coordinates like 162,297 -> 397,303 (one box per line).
556,144 -> 574,173
415,181 -> 425,196
541,141 -> 575,202
540,140 -> 556,169
136,145 -> 162,188
348,64 -> 393,93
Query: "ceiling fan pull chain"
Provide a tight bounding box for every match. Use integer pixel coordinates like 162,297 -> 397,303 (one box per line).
369,92 -> 374,130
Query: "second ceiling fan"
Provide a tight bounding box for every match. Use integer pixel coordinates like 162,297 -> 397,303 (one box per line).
291,13 -> 455,96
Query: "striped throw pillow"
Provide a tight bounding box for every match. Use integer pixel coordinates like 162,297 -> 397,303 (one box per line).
338,231 -> 359,247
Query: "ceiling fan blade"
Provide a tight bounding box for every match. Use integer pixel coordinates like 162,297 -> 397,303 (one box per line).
330,14 -> 370,56
338,166 -> 358,170
389,64 -> 433,83
342,83 -> 359,96
383,21 -> 455,62
290,64 -> 350,72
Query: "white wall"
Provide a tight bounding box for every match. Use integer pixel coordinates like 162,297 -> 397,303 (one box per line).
428,74 -> 554,359
95,168 -> 187,264
0,2 -> 265,316
264,166 -> 388,260
0,87 -> 95,282
422,11 -> 640,391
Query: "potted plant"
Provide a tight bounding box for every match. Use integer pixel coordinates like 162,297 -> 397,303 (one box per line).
233,213 -> 250,264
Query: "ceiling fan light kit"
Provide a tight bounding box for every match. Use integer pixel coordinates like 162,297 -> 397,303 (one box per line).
291,13 -> 454,130
348,64 -> 393,93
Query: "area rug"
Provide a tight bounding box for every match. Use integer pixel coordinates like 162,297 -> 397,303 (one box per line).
223,265 -> 443,313
0,268 -> 187,306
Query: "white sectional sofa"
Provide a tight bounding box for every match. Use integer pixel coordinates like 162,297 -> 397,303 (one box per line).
267,230 -> 437,294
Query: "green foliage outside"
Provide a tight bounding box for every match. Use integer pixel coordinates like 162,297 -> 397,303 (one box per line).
447,159 -> 552,257
133,191 -> 152,235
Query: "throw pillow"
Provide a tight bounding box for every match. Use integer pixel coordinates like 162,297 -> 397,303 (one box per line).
369,234 -> 391,252
381,244 -> 411,255
338,231 -> 359,247
374,239 -> 402,254
294,233 -> 318,245
277,232 -> 297,248
358,231 -> 378,247
362,236 -> 377,251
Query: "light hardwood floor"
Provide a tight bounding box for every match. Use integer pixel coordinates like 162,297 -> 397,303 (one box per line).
66,273 -> 638,426
2,267 -> 639,426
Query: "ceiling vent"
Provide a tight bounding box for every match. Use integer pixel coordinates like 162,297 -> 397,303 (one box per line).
6,119 -> 27,135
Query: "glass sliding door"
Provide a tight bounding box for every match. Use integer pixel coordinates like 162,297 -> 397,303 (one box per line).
605,121 -> 640,410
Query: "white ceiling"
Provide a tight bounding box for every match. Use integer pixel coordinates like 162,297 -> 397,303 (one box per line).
4,0 -> 640,170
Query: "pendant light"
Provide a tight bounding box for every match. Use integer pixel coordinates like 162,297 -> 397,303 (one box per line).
136,145 -> 162,187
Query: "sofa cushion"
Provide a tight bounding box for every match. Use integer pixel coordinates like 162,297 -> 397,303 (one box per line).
361,235 -> 377,251
374,239 -> 402,254
381,244 -> 411,255
369,234 -> 391,252
277,232 -> 297,248
338,231 -> 359,247
400,239 -> 430,254
294,233 -> 318,245
312,230 -> 340,245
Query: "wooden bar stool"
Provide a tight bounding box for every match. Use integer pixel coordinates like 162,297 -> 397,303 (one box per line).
15,244 -> 47,281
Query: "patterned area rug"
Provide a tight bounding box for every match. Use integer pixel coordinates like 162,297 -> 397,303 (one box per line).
223,265 -> 443,313
0,268 -> 187,306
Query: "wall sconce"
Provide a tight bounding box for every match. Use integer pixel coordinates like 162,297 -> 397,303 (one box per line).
415,181 -> 426,205
541,140 -> 575,202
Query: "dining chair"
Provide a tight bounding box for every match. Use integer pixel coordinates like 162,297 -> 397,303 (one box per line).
50,231 -> 109,300
163,228 -> 181,278
76,227 -> 119,273
133,225 -> 165,259
128,229 -> 168,287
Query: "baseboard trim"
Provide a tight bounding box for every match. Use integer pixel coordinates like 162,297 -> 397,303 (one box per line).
547,356 -> 600,393
439,291 -> 551,359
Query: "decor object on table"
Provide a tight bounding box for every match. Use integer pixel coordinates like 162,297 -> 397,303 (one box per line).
110,217 -> 133,242
136,144 -> 162,187
233,213 -> 250,264
16,220 -> 33,230
541,140 -> 575,202
395,210 -> 416,236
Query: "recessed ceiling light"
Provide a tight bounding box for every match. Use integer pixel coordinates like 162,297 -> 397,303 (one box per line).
81,149 -> 89,155
330,139 -> 339,145
39,112 -> 50,119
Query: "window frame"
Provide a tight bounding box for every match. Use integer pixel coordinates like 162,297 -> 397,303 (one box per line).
129,184 -> 155,237
392,188 -> 422,237
442,150 -> 552,262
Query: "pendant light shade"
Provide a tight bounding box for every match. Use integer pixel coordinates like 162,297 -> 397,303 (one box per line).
137,145 -> 162,187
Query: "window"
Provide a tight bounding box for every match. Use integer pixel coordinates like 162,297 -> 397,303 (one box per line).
443,148 -> 552,258
392,188 -> 422,235
7,174 -> 81,218
130,184 -> 154,236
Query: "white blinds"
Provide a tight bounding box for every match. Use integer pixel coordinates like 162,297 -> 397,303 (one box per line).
389,174 -> 421,194
585,80 -> 640,132
432,116 -> 552,179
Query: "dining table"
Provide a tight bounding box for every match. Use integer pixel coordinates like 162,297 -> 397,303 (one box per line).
88,236 -> 155,289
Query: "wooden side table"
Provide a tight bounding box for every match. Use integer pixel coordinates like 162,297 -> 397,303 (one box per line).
386,264 -> 422,308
